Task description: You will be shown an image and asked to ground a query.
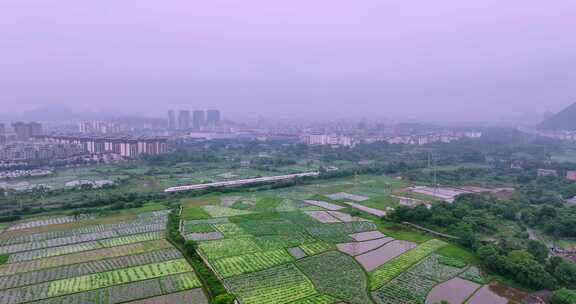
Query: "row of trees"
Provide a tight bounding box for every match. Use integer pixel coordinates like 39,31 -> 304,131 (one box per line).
166,209 -> 235,304
390,191 -> 576,290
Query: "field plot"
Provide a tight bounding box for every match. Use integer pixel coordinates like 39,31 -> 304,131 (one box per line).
337,237 -> 395,256
198,238 -> 261,260
296,251 -> 371,304
425,277 -> 480,304
202,205 -> 253,218
0,210 -> 168,247
305,211 -> 340,223
458,266 -> 487,284
302,200 -> 344,211
7,231 -> 165,263
291,294 -> 339,304
212,249 -> 294,278
179,180 -> 491,304
0,249 -> 182,290
356,240 -> 417,271
0,210 -> 208,304
6,216 -> 92,232
350,231 -> 387,241
328,192 -> 370,202
225,264 -> 318,304
213,223 -> 251,237
369,239 -> 447,290
185,232 -> 224,241
326,211 -> 355,222
344,202 -> 387,217
0,240 -> 172,276
372,254 -> 466,304
467,285 -> 509,304
126,289 -> 208,304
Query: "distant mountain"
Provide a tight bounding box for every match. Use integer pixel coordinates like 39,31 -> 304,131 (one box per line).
540,102 -> 576,130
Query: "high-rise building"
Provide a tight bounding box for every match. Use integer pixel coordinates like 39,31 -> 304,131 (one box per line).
193,110 -> 205,130
0,123 -> 5,143
29,122 -> 42,137
12,122 -> 42,141
167,110 -> 176,130
178,110 -> 190,130
206,110 -> 221,127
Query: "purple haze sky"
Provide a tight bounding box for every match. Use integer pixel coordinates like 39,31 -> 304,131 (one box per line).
1,0 -> 575,121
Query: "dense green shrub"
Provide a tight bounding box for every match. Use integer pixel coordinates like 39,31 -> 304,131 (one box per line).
552,289 -> 576,304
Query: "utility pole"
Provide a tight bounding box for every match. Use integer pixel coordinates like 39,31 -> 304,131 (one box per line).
431,151 -> 438,195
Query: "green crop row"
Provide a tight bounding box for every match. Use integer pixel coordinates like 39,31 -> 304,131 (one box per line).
47,259 -> 192,298
296,251 -> 371,304
225,263 -> 318,304
291,294 -> 339,304
0,240 -> 172,277
212,249 -> 294,278
198,238 -> 261,261
99,232 -> 165,248
369,239 -> 447,290
213,223 -> 251,238
300,242 -> 334,256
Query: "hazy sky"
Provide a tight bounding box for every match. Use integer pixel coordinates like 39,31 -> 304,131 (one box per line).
1,0 -> 575,121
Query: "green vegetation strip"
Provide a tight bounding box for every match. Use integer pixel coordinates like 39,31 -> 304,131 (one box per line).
198,238 -> 261,261
0,249 -> 182,291
7,232 -> 164,263
20,272 -> 203,304
0,240 -> 172,277
167,208 -> 234,303
212,249 -> 294,278
371,254 -> 467,304
296,251 -> 371,304
291,294 -> 339,304
369,239 -> 447,290
47,259 -> 194,298
225,263 -> 317,304
0,255 -> 8,266
299,242 -> 334,256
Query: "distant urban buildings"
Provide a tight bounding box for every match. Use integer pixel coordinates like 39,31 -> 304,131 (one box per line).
0,123 -> 5,143
79,121 -> 123,134
363,131 -> 482,146
537,169 -> 559,177
178,110 -> 190,130
0,142 -> 84,162
0,169 -> 52,180
12,122 -> 42,141
301,134 -> 355,147
168,109 -> 222,131
300,131 -> 482,147
193,110 -> 206,130
567,171 -> 576,181
167,110 -> 176,130
518,127 -> 576,142
206,110 -> 221,127
39,135 -> 168,158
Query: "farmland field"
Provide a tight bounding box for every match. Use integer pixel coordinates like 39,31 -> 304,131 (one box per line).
0,173 -> 522,304
179,175 -> 494,304
0,209 -> 209,304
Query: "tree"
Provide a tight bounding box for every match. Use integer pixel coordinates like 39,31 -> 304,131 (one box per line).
551,288 -> 576,304
504,250 -> 556,289
527,240 -> 549,263
212,294 -> 236,304
553,259 -> 576,287
477,245 -> 506,274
